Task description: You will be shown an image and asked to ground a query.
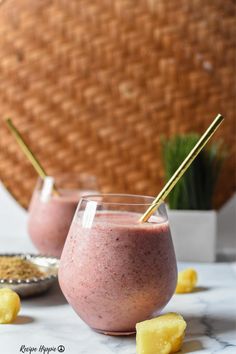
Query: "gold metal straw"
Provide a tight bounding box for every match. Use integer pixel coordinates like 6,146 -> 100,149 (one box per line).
140,113 -> 224,222
5,118 -> 59,196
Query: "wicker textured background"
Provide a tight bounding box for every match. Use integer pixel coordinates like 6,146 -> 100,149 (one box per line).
0,0 -> 235,208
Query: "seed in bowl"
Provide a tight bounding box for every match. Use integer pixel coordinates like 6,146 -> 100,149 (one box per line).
0,256 -> 45,280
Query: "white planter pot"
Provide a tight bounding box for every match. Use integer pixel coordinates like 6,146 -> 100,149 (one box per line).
168,209 -> 217,262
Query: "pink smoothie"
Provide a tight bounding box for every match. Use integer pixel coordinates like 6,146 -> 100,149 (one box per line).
28,191 -> 80,257
59,211 -> 177,333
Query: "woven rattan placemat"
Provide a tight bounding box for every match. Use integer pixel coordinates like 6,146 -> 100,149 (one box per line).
0,0 -> 235,208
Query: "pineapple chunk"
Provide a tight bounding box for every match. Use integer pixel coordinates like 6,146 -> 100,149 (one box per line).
0,288 -> 21,324
136,313 -> 186,354
175,268 -> 198,294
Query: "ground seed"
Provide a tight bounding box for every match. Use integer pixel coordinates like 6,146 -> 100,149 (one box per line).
0,257 -> 45,279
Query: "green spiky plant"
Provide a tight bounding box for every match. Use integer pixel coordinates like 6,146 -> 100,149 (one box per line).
161,134 -> 226,210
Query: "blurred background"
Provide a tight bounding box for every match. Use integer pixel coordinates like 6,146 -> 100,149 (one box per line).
0,0 -> 235,260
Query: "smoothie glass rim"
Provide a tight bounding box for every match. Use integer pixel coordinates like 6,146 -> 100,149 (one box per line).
78,193 -> 169,223
80,193 -> 162,206
34,172 -> 98,195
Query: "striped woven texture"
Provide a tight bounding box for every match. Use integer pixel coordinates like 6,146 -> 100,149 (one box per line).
0,0 -> 235,208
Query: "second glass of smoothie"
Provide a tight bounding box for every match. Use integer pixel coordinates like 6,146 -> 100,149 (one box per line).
59,194 -> 177,335
28,173 -> 97,258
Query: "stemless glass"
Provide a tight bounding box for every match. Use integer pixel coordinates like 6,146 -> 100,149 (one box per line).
59,194 -> 177,335
28,173 -> 97,258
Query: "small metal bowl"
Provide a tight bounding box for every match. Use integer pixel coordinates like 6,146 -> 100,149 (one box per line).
0,253 -> 59,298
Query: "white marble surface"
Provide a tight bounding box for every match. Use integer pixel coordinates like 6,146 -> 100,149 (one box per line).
1,183 -> 236,354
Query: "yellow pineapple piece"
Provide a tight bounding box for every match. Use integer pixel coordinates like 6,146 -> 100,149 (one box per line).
175,268 -> 198,294
136,313 -> 187,354
0,288 -> 21,324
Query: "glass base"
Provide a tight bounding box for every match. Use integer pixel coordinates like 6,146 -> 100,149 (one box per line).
93,328 -> 136,336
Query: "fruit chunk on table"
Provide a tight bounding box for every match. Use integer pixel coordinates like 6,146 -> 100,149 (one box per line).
0,288 -> 21,324
136,313 -> 187,354
175,268 -> 198,294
